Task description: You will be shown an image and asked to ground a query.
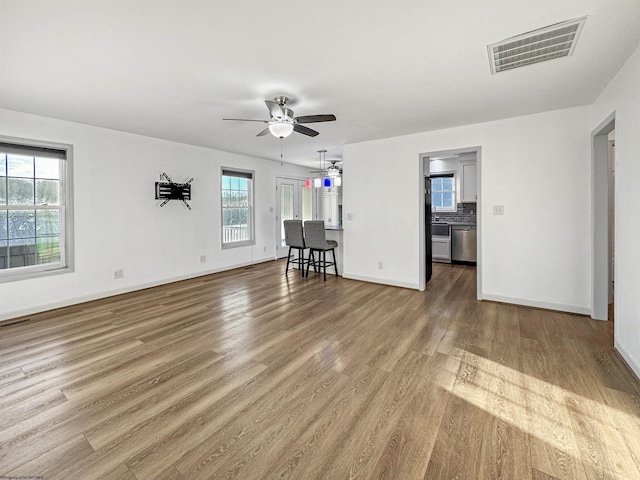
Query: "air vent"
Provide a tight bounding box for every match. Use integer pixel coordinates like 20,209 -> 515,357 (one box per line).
488,16 -> 586,74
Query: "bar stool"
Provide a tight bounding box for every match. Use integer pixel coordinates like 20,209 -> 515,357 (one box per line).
304,220 -> 338,281
283,220 -> 309,277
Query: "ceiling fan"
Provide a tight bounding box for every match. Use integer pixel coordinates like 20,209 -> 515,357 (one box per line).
223,96 -> 336,138
309,159 -> 342,177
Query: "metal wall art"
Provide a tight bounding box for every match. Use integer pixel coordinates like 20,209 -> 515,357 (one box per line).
155,172 -> 193,210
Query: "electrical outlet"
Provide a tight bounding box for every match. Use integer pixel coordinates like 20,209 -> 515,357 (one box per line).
493,205 -> 505,215
200,255 -> 206,263
113,268 -> 124,279
378,261 -> 383,270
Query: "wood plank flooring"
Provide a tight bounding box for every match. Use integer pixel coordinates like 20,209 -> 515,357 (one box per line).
1,261 -> 639,479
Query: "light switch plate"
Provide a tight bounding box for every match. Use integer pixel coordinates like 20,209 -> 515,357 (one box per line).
493,205 -> 505,215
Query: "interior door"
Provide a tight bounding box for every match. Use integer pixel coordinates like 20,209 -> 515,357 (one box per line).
276,178 -> 314,258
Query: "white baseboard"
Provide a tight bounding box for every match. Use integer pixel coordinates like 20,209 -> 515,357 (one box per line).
615,340 -> 640,381
482,293 -> 591,315
1,256 -> 276,322
341,273 -> 419,290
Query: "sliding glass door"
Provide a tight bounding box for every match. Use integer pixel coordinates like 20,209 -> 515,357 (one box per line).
275,178 -> 314,258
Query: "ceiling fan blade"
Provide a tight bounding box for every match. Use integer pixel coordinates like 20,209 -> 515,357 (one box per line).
223,118 -> 269,123
293,124 -> 319,137
265,100 -> 284,119
294,114 -> 336,123
256,128 -> 270,137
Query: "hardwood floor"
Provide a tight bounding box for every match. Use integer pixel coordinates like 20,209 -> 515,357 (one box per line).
1,261 -> 639,479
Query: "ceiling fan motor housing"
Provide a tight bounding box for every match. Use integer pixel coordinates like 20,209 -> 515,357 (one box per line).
275,107 -> 294,121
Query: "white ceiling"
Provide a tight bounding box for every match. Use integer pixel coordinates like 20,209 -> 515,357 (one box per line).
1,1 -> 640,168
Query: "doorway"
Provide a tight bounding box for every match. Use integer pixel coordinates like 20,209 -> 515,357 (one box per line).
591,114 -> 615,321
275,177 -> 314,258
418,146 -> 482,299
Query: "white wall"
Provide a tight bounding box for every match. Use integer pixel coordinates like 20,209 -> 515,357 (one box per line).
0,109 -> 309,321
591,44 -> 640,378
343,106 -> 592,313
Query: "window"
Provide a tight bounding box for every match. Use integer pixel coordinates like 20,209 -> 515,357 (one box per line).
0,139 -> 73,281
431,173 -> 456,211
221,168 -> 254,248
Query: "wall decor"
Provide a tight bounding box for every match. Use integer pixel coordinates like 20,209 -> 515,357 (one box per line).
155,172 -> 193,210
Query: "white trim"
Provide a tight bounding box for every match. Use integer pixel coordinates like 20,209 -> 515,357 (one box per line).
590,112 -> 615,321
482,293 -> 590,315
342,272 -> 419,290
615,340 -> 640,382
0,256 -> 276,322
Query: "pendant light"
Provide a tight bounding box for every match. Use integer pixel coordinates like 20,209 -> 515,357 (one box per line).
315,150 -> 327,188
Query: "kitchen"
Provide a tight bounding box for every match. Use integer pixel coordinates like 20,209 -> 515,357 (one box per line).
425,150 -> 478,281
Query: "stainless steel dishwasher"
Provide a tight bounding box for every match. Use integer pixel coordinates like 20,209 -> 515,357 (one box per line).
451,225 -> 477,263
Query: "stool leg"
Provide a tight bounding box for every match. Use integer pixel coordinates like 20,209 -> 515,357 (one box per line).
285,246 -> 292,274
299,248 -> 305,277
323,250 -> 327,281
332,248 -> 338,277
306,250 -> 314,277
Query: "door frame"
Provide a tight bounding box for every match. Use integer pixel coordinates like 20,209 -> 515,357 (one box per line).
275,176 -> 315,259
418,146 -> 482,300
591,112 -> 615,321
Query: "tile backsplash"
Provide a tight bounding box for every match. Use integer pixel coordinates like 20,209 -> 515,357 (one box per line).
432,203 -> 476,224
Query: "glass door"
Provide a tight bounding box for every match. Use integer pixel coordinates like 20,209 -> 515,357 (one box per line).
276,177 -> 314,258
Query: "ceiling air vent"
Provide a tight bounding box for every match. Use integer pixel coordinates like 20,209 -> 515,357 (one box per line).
488,16 -> 586,74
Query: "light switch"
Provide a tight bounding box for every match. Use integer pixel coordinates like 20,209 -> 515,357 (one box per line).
347,212 -> 354,221
493,205 -> 505,215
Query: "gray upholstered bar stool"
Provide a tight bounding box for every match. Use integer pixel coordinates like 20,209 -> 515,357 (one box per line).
304,220 -> 338,281
283,220 -> 308,277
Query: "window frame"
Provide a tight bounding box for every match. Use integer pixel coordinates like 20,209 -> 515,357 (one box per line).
431,172 -> 457,212
0,136 -> 74,283
220,167 -> 255,249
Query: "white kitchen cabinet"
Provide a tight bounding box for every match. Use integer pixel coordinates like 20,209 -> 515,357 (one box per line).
432,237 -> 451,263
322,193 -> 339,227
459,161 -> 477,203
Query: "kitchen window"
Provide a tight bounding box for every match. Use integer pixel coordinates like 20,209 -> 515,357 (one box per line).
431,173 -> 456,212
221,168 -> 254,248
0,139 -> 74,282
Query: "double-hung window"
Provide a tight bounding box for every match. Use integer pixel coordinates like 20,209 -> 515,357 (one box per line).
0,139 -> 73,281
431,173 -> 456,212
221,168 -> 254,248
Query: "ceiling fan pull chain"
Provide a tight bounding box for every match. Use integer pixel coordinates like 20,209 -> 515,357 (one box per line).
280,138 -> 283,159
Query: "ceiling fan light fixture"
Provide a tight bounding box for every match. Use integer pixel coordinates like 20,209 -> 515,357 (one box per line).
268,122 -> 294,138
327,165 -> 340,178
